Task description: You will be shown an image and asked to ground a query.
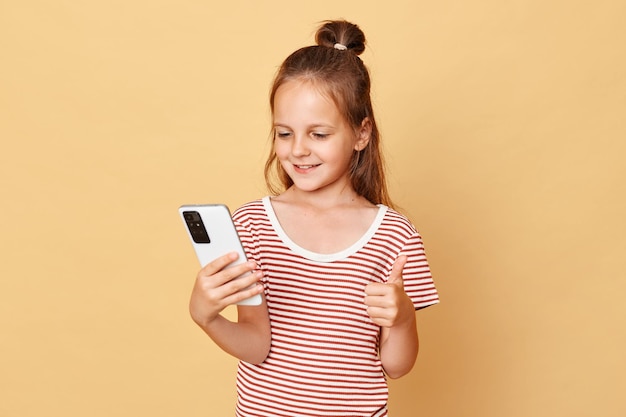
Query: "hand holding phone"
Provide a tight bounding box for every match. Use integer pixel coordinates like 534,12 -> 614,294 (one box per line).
179,204 -> 262,307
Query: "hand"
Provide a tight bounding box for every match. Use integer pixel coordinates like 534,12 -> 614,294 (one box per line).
364,256 -> 415,328
189,252 -> 264,329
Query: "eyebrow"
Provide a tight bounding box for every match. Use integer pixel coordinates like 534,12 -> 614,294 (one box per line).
272,123 -> 334,129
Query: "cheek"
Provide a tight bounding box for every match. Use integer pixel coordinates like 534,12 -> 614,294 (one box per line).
332,143 -> 356,166
274,142 -> 295,171
273,141 -> 289,160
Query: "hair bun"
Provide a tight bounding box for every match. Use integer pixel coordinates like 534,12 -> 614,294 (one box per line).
315,20 -> 366,55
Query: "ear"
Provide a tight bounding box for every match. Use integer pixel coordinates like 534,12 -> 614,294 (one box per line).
354,117 -> 372,151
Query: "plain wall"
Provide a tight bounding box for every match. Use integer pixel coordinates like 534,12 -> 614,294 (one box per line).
1,1 -> 624,416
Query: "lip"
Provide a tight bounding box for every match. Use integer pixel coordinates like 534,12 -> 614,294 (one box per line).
293,163 -> 321,174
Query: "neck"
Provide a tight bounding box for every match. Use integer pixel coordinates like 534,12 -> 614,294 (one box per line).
282,185 -> 371,210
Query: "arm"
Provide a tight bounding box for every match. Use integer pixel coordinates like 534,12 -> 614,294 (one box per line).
364,256 -> 419,378
379,310 -> 419,379
189,252 -> 271,364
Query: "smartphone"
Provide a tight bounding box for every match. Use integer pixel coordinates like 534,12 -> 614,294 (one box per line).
179,204 -> 262,306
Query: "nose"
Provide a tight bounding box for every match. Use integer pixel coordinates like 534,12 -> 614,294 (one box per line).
291,135 -> 310,157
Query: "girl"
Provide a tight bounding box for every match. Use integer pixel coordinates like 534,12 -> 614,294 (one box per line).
189,20 -> 439,417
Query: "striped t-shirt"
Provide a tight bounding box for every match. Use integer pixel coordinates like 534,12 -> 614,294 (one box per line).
232,197 -> 439,417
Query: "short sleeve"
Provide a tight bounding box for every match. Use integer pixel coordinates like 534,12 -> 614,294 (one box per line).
400,231 -> 439,310
233,211 -> 269,295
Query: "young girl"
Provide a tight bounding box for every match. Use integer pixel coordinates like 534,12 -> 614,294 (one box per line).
189,20 -> 439,417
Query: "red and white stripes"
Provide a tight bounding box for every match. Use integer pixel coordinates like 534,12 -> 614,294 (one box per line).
232,198 -> 438,416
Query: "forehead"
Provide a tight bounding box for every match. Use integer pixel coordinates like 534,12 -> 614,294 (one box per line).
273,79 -> 343,123
274,79 -> 335,107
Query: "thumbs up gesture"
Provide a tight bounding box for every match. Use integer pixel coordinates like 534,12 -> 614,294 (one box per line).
364,255 -> 415,328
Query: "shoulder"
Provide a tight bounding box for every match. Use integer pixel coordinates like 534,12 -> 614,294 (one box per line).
232,199 -> 265,219
232,198 -> 272,232
368,207 -> 425,252
380,207 -> 420,238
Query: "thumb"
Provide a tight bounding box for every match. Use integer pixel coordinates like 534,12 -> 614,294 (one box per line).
388,255 -> 408,285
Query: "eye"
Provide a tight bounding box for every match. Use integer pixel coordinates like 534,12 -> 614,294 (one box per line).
312,132 -> 329,139
275,130 -> 292,139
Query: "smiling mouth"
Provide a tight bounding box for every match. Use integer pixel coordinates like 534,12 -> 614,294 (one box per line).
294,164 -> 321,169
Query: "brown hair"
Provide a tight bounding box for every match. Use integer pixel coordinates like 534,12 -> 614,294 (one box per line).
264,20 -> 394,208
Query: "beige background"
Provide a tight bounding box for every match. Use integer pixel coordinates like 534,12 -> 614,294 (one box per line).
1,1 -> 625,416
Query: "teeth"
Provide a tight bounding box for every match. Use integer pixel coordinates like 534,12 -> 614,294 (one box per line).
297,165 -> 317,169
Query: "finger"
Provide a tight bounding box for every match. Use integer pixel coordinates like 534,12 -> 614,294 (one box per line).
197,268 -> 262,306
387,255 -> 408,285
220,271 -> 264,305
365,306 -> 395,327
364,294 -> 392,308
364,282 -> 390,296
199,255 -> 256,286
226,281 -> 265,306
224,269 -> 263,293
200,251 -> 240,275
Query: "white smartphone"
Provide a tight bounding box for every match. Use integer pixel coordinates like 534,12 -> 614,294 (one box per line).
179,204 -> 262,306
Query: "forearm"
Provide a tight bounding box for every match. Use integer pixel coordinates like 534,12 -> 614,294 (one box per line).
379,313 -> 419,379
198,303 -> 271,364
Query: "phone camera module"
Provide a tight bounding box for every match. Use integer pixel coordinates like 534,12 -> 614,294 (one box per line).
183,211 -> 211,244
